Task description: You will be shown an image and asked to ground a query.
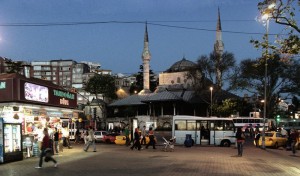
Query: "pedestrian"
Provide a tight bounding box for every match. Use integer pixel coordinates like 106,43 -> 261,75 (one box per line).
130,128 -> 141,150
62,126 -> 71,149
290,128 -> 299,155
35,128 -> 58,169
74,129 -> 80,144
36,125 -> 44,153
280,128 -> 287,137
53,128 -> 59,155
124,126 -> 130,146
235,127 -> 245,157
58,128 -> 64,153
80,129 -> 85,144
146,127 -> 156,149
141,125 -> 147,145
84,126 -> 96,152
83,129 -> 88,144
254,129 -> 260,148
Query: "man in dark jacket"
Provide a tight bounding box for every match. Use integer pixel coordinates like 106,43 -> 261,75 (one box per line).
36,128 -> 57,169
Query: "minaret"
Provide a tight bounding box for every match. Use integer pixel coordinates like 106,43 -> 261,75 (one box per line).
139,22 -> 151,94
214,7 -> 224,88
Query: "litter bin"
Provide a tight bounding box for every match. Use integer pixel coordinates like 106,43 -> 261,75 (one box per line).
184,134 -> 193,147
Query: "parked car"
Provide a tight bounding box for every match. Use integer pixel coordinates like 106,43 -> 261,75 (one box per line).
102,133 -> 119,144
254,131 -> 287,148
94,131 -> 107,143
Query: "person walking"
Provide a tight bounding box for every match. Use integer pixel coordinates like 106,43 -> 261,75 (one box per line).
80,129 -> 85,144
130,128 -> 141,150
254,129 -> 260,148
124,126 -> 130,146
236,127 -> 245,157
146,127 -> 156,149
84,126 -> 96,152
141,126 -> 147,145
290,128 -> 299,155
35,128 -> 57,169
62,126 -> 71,149
53,128 -> 59,155
74,129 -> 80,144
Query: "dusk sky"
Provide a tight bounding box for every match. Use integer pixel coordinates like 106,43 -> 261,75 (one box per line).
0,0 -> 292,75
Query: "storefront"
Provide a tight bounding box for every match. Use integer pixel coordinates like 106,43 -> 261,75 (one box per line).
0,73 -> 78,163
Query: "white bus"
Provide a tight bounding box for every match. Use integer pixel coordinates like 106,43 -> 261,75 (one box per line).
278,119 -> 300,131
232,117 -> 268,132
172,116 -> 236,147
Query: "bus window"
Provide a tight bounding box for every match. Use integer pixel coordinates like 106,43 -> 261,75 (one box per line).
187,121 -> 196,130
242,119 -> 249,123
175,120 -> 186,130
249,119 -> 254,124
214,121 -> 223,131
224,120 -> 234,131
254,119 -> 260,123
236,119 -> 242,123
210,122 -> 215,130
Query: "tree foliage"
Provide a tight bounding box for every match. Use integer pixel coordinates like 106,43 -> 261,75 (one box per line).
211,98 -> 253,117
5,59 -> 24,74
193,51 -> 236,90
129,65 -> 157,94
230,54 -> 300,118
84,74 -> 117,102
253,0 -> 300,55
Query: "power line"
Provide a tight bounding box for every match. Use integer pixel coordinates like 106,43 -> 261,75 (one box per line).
0,20 -> 288,36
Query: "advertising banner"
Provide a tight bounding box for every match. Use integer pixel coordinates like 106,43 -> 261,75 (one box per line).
19,80 -> 77,108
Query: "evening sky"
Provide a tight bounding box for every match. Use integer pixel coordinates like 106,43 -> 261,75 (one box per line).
0,0 -> 293,75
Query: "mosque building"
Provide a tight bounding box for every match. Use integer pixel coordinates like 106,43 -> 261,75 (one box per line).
107,9 -> 239,130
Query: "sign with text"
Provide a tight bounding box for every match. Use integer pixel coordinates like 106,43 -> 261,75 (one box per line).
20,80 -> 77,108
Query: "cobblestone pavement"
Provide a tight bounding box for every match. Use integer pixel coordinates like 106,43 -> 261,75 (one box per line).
0,140 -> 299,176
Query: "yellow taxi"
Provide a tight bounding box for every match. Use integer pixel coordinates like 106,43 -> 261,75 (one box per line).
254,131 -> 287,148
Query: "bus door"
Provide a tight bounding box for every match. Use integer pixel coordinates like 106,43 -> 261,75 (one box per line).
198,120 -> 210,145
209,120 -> 224,145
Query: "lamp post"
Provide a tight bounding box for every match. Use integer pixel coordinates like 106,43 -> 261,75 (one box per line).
210,87 -> 213,117
260,2 -> 275,150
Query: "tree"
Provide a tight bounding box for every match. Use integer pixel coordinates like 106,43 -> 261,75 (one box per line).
211,98 -> 252,117
5,59 -> 24,73
129,65 -> 157,94
84,74 -> 117,102
192,51 -> 236,90
230,54 -> 300,118
253,0 -> 300,55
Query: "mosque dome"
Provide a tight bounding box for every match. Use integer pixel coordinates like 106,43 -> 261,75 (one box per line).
166,57 -> 197,73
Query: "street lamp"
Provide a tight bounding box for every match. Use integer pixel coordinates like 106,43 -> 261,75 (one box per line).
260,1 -> 275,150
210,87 -> 213,117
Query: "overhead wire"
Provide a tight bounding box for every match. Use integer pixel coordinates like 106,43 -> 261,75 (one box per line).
0,20 -> 289,36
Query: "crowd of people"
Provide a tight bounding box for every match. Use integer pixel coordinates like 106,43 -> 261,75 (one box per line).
235,126 -> 299,157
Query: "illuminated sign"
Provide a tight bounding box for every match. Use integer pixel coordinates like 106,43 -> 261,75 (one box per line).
20,80 -> 77,108
53,90 -> 75,100
0,81 -> 5,89
24,82 -> 49,103
60,98 -> 69,106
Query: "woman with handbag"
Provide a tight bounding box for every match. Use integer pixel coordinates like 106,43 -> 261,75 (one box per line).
236,127 -> 245,157
35,128 -> 58,168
